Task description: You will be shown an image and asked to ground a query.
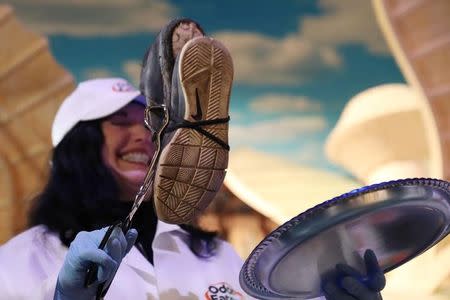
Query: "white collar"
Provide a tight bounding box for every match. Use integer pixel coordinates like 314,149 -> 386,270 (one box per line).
154,220 -> 183,237
122,220 -> 186,273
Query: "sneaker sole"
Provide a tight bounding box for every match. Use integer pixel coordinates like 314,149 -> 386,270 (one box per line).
154,36 -> 233,224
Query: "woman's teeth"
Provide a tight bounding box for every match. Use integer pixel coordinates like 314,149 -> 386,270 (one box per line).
121,152 -> 149,164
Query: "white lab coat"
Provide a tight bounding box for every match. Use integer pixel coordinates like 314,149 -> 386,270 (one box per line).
0,221 -> 255,300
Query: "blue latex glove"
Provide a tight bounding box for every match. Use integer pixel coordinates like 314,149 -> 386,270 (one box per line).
54,227 -> 138,300
322,250 -> 386,300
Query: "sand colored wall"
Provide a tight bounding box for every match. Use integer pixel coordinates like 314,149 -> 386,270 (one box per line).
0,5 -> 75,243
373,0 -> 450,180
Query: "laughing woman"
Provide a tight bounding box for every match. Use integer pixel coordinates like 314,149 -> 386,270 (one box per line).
0,77 -> 247,299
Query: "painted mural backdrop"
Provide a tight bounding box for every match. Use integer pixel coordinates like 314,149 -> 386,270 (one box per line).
10,0 -> 404,176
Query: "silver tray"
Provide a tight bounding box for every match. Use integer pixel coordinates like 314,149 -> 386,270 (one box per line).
239,178 -> 450,299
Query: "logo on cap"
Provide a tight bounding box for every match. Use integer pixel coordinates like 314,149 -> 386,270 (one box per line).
112,81 -> 136,92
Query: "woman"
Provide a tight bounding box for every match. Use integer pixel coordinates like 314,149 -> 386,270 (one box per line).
0,77 -> 240,299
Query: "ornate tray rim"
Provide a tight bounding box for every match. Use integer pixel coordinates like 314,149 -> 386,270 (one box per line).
239,178 -> 450,299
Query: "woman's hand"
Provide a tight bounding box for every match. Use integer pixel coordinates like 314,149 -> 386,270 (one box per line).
322,250 -> 386,300
54,227 -> 138,300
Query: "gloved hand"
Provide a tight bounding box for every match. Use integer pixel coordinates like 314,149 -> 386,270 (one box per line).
54,227 -> 138,300
322,249 -> 386,300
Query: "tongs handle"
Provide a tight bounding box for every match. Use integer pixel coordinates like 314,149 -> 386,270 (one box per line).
84,219 -> 131,289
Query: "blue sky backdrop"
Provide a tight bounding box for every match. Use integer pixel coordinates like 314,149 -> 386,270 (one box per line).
10,0 -> 405,175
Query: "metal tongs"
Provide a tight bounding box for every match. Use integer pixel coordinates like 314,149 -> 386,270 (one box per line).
84,103 -> 169,299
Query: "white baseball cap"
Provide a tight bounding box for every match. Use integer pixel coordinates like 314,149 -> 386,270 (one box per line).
52,77 -> 146,146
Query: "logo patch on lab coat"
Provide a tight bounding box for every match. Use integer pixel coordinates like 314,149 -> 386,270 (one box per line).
204,282 -> 243,300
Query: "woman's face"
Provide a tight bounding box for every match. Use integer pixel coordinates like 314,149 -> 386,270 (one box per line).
101,102 -> 155,200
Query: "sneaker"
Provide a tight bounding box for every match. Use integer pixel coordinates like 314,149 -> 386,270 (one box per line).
140,20 -> 233,224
